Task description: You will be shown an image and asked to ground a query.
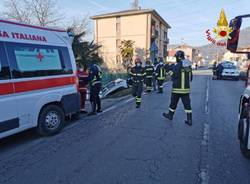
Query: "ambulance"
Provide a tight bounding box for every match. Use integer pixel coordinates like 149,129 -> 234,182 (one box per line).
0,20 -> 80,139
227,14 -> 250,158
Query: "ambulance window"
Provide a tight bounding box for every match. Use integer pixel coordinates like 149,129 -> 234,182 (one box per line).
6,43 -> 73,78
0,45 -> 11,80
14,47 -> 62,71
0,61 -> 11,80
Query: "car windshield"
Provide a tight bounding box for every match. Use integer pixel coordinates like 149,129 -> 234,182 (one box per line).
224,65 -> 237,69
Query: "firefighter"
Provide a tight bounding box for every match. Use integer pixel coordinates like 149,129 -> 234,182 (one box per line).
130,57 -> 145,108
212,61 -> 217,79
77,63 -> 89,114
88,64 -> 103,115
144,59 -> 155,93
163,50 -> 193,126
152,58 -> 158,91
155,58 -> 166,93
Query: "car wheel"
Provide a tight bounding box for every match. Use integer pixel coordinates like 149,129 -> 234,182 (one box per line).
238,119 -> 244,140
240,119 -> 250,159
37,105 -> 65,136
235,77 -> 239,81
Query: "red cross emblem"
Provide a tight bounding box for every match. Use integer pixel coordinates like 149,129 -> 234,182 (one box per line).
36,52 -> 44,61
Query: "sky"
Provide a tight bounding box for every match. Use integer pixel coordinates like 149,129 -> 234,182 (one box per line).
0,0 -> 250,46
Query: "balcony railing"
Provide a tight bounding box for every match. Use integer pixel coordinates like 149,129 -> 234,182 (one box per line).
164,37 -> 169,44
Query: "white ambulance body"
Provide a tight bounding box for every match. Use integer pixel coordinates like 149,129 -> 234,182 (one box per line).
0,20 -> 80,139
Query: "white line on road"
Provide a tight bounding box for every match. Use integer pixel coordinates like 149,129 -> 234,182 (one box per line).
199,167 -> 209,184
199,78 -> 210,184
125,98 -> 134,103
202,123 -> 210,146
101,97 -> 134,115
205,79 -> 210,114
102,105 -> 117,114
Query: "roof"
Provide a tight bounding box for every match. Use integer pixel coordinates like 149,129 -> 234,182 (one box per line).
175,44 -> 194,49
91,9 -> 171,28
0,19 -> 66,33
0,19 -> 70,46
168,50 -> 176,57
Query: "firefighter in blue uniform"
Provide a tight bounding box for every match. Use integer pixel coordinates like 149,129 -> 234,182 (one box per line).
130,58 -> 146,108
88,64 -> 103,115
163,50 -> 193,126
144,59 -> 155,93
155,58 -> 166,93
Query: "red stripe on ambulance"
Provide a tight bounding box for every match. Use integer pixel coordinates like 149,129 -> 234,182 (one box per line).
0,76 -> 76,95
0,83 -> 14,95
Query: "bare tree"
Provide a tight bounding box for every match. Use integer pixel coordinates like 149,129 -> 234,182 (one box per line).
3,0 -> 32,24
30,0 -> 62,27
2,0 -> 63,27
66,16 -> 89,36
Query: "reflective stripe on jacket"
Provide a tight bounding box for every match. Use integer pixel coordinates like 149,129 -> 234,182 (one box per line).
171,60 -> 192,94
145,65 -> 155,78
130,66 -> 145,83
156,64 -> 166,80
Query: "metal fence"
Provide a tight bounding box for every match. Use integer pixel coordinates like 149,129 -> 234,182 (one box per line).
102,73 -> 128,85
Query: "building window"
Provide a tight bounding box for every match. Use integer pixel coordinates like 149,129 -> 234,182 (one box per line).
151,20 -> 156,38
116,23 -> 121,33
163,45 -> 168,58
116,55 -> 121,64
164,31 -> 168,40
116,39 -> 121,49
116,17 -> 121,34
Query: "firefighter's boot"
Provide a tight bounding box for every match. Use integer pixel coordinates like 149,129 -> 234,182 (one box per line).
185,113 -> 192,126
162,111 -> 174,121
88,102 -> 97,116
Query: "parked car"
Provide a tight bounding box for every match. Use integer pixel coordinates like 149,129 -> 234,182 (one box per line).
221,64 -> 240,80
0,19 -> 80,139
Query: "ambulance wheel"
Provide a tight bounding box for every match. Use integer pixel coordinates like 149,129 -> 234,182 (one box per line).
239,119 -> 250,159
37,105 -> 65,136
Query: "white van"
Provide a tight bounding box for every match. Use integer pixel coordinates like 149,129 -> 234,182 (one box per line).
0,20 -> 80,139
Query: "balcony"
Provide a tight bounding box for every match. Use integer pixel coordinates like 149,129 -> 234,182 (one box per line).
151,29 -> 159,39
164,37 -> 169,44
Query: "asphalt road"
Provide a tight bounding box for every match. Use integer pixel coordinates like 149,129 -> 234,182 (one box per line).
1,69 -> 250,184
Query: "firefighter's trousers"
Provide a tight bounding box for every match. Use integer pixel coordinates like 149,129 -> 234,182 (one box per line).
157,79 -> 164,93
145,77 -> 153,92
90,83 -> 102,112
169,93 -> 192,114
132,82 -> 143,105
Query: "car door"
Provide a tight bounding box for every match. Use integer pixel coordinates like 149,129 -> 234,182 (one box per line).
0,42 -> 19,136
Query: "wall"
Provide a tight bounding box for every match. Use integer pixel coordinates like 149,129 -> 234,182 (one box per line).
120,14 -> 148,62
94,14 -> 148,71
94,13 -> 169,71
151,14 -> 168,58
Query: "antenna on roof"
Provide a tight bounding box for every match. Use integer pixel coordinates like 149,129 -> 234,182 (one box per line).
131,0 -> 139,9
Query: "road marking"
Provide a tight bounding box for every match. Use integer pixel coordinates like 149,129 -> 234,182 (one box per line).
125,98 -> 134,103
101,97 -> 134,115
199,77 -> 210,184
199,167 -> 209,184
202,123 -> 210,146
102,105 -> 117,114
205,79 -> 209,114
